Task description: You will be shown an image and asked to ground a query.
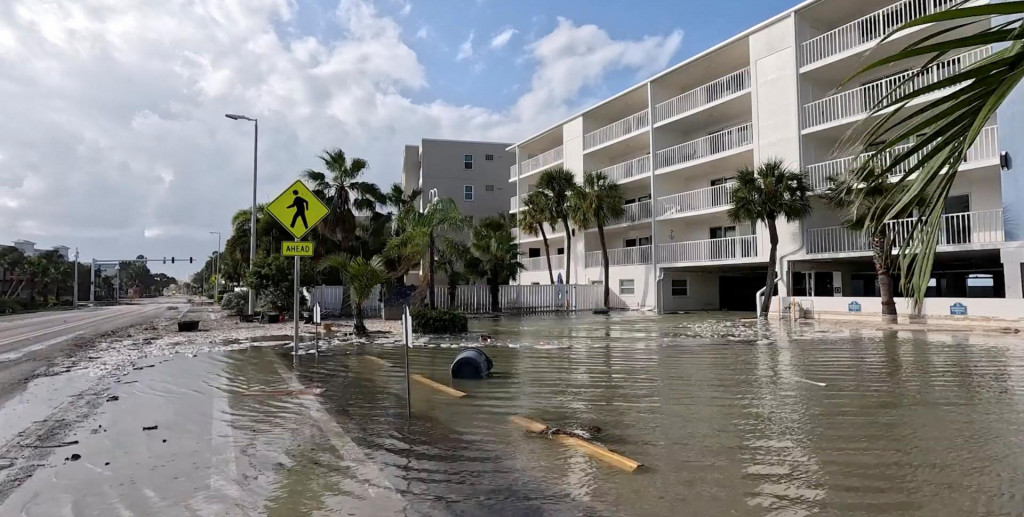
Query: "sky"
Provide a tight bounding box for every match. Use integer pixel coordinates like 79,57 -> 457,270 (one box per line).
0,0 -> 797,280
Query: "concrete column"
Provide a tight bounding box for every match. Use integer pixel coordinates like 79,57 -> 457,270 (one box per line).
1002,248 -> 1024,299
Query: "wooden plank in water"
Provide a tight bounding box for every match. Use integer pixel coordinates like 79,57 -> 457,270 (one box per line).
410,374 -> 467,398
509,415 -> 642,472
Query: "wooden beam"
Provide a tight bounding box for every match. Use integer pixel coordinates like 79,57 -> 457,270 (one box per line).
410,374 -> 467,398
509,415 -> 642,472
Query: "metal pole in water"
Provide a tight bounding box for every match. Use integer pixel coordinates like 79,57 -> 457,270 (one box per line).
404,305 -> 412,419
293,255 -> 300,362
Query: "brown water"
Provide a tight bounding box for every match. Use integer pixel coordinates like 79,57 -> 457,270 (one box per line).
5,312 -> 1024,516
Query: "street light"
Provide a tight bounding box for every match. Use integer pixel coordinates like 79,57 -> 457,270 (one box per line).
225,113 -> 258,315
209,231 -> 222,304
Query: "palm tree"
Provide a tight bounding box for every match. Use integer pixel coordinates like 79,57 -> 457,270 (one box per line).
300,148 -> 377,243
840,2 -> 1022,303
518,192 -> 557,284
383,183 -> 423,215
385,198 -> 466,308
568,171 -> 625,310
467,214 -> 524,312
826,173 -> 907,322
320,254 -> 388,336
436,237 -> 472,308
536,168 -> 578,284
728,158 -> 812,318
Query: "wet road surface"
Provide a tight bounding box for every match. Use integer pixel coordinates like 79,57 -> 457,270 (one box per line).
4,312 -> 1024,515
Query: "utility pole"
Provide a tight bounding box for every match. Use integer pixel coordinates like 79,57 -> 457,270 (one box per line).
73,248 -> 79,309
89,258 -> 96,304
209,231 -> 222,304
114,264 -> 121,305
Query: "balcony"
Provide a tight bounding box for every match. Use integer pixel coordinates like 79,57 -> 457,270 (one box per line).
606,200 -> 653,227
806,209 -> 1005,254
514,146 -> 564,179
522,255 -> 566,272
510,194 -> 523,212
596,155 -> 651,184
655,123 -> 753,172
654,68 -> 751,125
516,222 -> 563,241
658,235 -> 759,264
657,183 -> 735,219
800,0 -> 962,68
585,245 -> 652,268
509,164 -> 518,181
805,125 -> 999,191
584,110 -> 650,151
802,47 -> 990,131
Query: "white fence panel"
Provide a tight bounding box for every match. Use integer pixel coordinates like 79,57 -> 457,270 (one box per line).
429,284 -> 607,314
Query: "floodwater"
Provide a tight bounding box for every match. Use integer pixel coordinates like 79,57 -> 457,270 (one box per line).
5,313 -> 1024,516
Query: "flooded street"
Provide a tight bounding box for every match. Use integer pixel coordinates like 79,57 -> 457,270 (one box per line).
3,312 -> 1024,515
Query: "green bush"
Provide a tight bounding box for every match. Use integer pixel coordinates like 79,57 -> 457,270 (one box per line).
0,299 -> 24,314
220,291 -> 248,316
412,308 -> 468,334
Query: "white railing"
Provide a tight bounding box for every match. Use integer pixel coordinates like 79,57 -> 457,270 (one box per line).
517,222 -> 562,240
657,183 -> 735,218
518,146 -> 564,177
654,68 -> 751,124
510,194 -> 522,212
584,110 -> 650,150
658,235 -> 759,264
608,200 -> 653,226
597,155 -> 651,183
585,245 -> 653,268
806,209 -> 1005,254
655,123 -> 752,171
800,0 -> 962,67
430,284 -> 606,313
805,125 -> 999,191
522,254 -> 566,272
803,47 -> 991,130
509,164 -> 518,180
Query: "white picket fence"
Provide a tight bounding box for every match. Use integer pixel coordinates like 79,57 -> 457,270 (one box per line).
308,284 -> 382,317
431,284 -> 605,314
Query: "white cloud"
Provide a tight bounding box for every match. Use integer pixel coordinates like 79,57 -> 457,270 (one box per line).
489,27 -> 516,50
415,25 -> 429,39
0,0 -> 681,278
398,1 -> 411,16
456,30 -> 474,61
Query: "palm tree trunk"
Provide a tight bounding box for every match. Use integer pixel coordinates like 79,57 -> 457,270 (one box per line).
540,225 -> 554,284
872,231 -> 898,321
561,217 -> 572,285
761,220 -> 779,319
427,232 -> 436,309
489,276 -> 500,313
597,221 -> 610,310
447,279 -> 457,308
354,301 -> 367,336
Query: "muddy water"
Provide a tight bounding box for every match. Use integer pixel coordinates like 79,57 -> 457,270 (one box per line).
5,312 -> 1024,516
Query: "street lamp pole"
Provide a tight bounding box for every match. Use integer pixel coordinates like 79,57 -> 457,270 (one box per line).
226,113 -> 258,315
209,231 -> 222,304
73,247 -> 79,309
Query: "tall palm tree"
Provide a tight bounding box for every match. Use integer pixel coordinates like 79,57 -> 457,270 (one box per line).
301,148 -> 377,243
385,198 -> 466,308
518,192 -> 557,284
467,214 -> 524,312
728,158 -> 812,318
320,254 -> 388,336
436,237 -> 472,308
568,171 -> 625,310
383,183 -> 423,215
826,173 -> 908,322
536,168 -> 578,284
841,2 -> 1023,303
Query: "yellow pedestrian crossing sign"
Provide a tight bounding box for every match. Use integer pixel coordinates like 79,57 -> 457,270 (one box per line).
267,180 -> 329,240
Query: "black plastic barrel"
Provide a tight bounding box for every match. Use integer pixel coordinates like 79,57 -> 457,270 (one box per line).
450,347 -> 493,379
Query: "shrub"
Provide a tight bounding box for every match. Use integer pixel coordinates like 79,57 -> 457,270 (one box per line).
0,299 -> 23,314
220,291 -> 248,316
412,308 -> 468,334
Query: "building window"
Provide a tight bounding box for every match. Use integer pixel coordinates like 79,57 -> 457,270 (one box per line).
671,279 -> 689,297
464,154 -> 474,169
464,185 -> 474,201
485,154 -> 494,161
485,185 -> 495,192
619,279 -> 635,295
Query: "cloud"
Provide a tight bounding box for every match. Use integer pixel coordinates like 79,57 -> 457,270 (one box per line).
456,30 -> 474,61
398,1 -> 411,16
0,0 -> 682,279
489,27 -> 517,50
415,26 -> 428,39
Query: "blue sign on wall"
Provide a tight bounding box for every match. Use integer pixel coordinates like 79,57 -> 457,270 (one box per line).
950,302 -> 968,316
848,301 -> 862,313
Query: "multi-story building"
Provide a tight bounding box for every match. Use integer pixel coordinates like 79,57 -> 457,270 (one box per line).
508,0 -> 1024,315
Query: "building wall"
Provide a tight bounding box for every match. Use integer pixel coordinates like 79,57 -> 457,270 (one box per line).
580,264 -> 656,310
661,270 -> 720,312
417,139 -> 515,220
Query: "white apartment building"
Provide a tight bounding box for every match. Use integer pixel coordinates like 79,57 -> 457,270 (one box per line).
508,0 -> 1024,316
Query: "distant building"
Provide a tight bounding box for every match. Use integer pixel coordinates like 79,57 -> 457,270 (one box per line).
9,240 -> 70,260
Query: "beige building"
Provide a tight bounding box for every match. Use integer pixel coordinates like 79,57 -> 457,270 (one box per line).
402,138 -> 515,223
507,0 -> 1024,317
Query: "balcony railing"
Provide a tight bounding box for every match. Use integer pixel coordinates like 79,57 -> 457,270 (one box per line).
800,0 -> 962,67
806,209 -> 1005,254
659,235 -> 759,264
510,194 -> 522,212
517,222 -> 563,240
597,155 -> 650,184
803,47 -> 990,130
655,123 -> 753,171
515,146 -> 564,178
805,125 -> 999,191
584,110 -> 650,151
585,245 -> 652,268
509,164 -> 518,181
654,68 -> 751,124
522,254 -> 566,272
657,183 -> 735,218
607,200 -> 653,227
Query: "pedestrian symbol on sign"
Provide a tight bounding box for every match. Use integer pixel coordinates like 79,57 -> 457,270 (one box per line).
287,190 -> 309,230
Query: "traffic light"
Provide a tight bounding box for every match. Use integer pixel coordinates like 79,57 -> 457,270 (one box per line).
163,257 -> 167,264
189,257 -> 193,264
171,257 -> 175,264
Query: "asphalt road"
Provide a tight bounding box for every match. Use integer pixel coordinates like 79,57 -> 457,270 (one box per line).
0,299 -> 185,407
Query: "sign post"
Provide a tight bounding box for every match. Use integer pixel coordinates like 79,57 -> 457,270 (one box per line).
403,305 -> 413,419
265,180 -> 330,360
313,302 -> 321,357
